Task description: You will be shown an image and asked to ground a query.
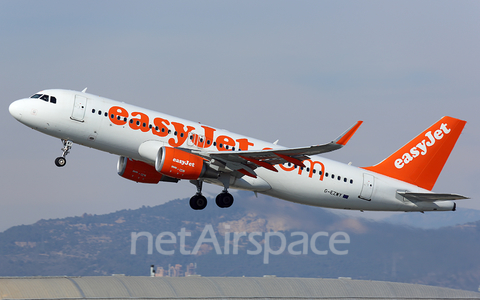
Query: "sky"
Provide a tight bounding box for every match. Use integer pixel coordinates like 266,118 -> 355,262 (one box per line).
1,0 -> 479,232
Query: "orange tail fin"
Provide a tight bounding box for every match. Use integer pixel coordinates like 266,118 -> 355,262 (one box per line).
363,116 -> 466,190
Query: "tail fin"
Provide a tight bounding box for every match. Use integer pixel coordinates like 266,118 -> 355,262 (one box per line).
363,116 -> 466,190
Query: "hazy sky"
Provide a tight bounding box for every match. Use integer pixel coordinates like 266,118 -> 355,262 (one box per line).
1,0 -> 479,232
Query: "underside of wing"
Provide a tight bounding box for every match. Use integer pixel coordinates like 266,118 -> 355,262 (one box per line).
397,191 -> 469,202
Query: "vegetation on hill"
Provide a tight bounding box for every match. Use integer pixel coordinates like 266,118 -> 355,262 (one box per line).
1,192 -> 479,292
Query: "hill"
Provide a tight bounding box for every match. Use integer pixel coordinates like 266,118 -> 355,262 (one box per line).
1,192 -> 480,291
382,207 -> 480,229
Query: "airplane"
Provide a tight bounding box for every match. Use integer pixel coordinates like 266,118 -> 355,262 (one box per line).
9,89 -> 469,212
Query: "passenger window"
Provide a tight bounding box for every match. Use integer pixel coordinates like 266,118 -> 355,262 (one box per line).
50,96 -> 57,104
40,95 -> 49,102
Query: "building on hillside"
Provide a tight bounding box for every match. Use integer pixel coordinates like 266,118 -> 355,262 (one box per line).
185,263 -> 196,276
154,263 -> 196,277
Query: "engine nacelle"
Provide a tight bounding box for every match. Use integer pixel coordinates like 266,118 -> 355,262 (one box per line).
155,146 -> 218,180
117,157 -> 179,184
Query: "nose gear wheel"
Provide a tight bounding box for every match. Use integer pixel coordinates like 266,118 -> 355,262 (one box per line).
55,157 -> 66,167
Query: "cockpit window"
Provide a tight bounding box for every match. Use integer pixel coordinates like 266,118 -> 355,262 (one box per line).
30,93 -> 57,104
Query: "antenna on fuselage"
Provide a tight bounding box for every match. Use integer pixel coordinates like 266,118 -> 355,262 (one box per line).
81,87 -> 88,93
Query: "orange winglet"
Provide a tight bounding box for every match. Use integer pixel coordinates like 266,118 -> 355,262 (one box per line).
238,169 -> 257,178
274,152 -> 306,168
240,155 -> 278,172
335,120 -> 363,146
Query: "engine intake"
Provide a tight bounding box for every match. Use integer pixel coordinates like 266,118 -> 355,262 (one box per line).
117,157 -> 178,184
156,146 -> 218,180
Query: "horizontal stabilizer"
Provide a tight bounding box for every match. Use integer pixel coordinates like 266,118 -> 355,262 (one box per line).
397,191 -> 469,202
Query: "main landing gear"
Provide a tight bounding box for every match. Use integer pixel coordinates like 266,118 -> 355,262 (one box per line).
216,190 -> 234,208
54,139 -> 73,167
189,180 -> 234,210
189,180 -> 208,210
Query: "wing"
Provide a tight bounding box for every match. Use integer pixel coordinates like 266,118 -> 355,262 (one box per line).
397,191 -> 469,202
186,121 -> 363,178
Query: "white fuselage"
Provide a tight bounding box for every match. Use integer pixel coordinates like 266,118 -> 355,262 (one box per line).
9,89 -> 455,212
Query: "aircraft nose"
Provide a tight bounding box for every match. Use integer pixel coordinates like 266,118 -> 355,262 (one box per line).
9,100 -> 24,121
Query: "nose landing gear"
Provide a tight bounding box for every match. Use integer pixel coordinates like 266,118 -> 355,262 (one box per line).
55,139 -> 73,167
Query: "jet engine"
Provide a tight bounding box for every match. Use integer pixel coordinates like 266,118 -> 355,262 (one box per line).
117,157 -> 178,184
156,146 -> 218,180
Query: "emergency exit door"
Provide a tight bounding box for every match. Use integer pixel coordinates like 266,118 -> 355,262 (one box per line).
359,173 -> 375,201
